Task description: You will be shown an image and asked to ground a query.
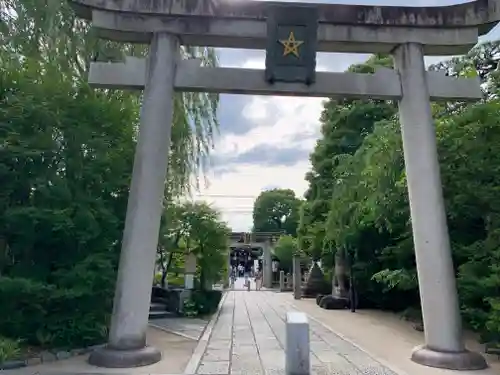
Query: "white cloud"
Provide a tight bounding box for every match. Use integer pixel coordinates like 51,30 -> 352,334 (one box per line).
213,54 -> 342,158
217,95 -> 324,154
186,0 -> 500,232
196,161 -> 311,231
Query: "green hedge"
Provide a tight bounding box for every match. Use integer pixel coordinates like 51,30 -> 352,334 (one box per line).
153,273 -> 185,287
0,278 -> 49,342
190,290 -> 223,316
0,337 -> 21,363
0,277 -> 112,348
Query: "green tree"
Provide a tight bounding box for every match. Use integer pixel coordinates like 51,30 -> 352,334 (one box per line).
253,189 -> 302,235
156,201 -> 231,289
0,0 -> 219,195
298,55 -> 396,264
0,0 -> 222,350
156,202 -> 187,287
307,41 -> 500,342
273,235 -> 299,273
0,55 -> 136,347
180,202 -> 230,289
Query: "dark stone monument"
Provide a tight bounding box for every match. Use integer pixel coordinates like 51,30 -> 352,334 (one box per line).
301,262 -> 330,298
265,4 -> 318,85
319,295 -> 349,310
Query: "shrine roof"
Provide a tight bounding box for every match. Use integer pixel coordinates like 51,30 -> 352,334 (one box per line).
70,0 -> 499,30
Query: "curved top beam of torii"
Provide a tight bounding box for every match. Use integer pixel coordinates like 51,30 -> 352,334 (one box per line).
68,0 -> 500,54
71,0 -> 500,32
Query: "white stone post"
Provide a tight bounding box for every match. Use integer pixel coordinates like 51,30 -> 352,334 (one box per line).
263,240 -> 273,288
286,312 -> 310,375
292,257 -> 301,300
393,43 -> 486,371
89,33 -> 178,368
180,252 -> 197,313
280,270 -> 285,292
184,252 -> 197,290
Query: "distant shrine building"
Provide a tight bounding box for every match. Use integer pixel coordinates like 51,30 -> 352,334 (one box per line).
229,232 -> 281,277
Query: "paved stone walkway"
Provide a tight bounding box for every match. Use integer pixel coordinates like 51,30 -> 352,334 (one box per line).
194,291 -> 399,375
150,317 -> 209,341
232,276 -> 256,291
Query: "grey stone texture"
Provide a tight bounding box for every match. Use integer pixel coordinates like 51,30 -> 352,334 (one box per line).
87,345 -> 162,368
70,0 -> 496,56
40,352 -> 57,363
149,317 -> 209,341
70,0 -> 500,31
194,291 -> 399,375
0,345 -> 104,370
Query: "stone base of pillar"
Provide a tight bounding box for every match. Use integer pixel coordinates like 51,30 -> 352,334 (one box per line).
88,345 -> 161,368
411,345 -> 487,371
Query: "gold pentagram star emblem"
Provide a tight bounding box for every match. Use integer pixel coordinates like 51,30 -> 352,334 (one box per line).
279,31 -> 304,58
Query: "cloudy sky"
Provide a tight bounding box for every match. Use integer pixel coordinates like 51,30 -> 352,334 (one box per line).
191,0 -> 500,232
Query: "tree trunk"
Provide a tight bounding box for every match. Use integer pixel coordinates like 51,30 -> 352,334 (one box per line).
158,245 -> 166,287
200,267 -> 206,291
161,251 -> 174,288
334,249 -> 349,298
160,234 -> 180,288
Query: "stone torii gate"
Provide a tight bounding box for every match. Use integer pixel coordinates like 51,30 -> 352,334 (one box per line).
70,0 -> 499,371
229,231 -> 280,288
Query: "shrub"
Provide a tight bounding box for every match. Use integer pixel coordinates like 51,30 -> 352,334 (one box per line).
183,299 -> 199,317
0,278 -> 51,342
189,290 -> 222,316
153,273 -> 184,287
168,274 -> 185,286
154,273 -> 162,286
41,288 -> 110,348
0,337 -> 21,363
0,254 -> 116,349
0,277 -> 111,348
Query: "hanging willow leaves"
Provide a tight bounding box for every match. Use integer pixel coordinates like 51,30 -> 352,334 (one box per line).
1,0 -> 219,195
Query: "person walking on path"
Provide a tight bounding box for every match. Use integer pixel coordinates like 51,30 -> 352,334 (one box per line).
244,273 -> 251,291
255,269 -> 263,291
230,267 -> 236,288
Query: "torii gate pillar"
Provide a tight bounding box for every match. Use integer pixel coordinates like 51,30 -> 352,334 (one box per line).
393,43 -> 486,370
263,239 -> 273,288
88,32 -> 178,368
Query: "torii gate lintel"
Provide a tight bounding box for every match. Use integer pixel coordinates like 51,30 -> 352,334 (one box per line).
88,56 -> 482,101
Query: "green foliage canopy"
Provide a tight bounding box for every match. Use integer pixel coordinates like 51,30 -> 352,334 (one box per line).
0,0 -> 223,350
298,55 -> 396,262
273,235 -> 299,273
253,188 -> 302,235
304,42 -> 500,341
